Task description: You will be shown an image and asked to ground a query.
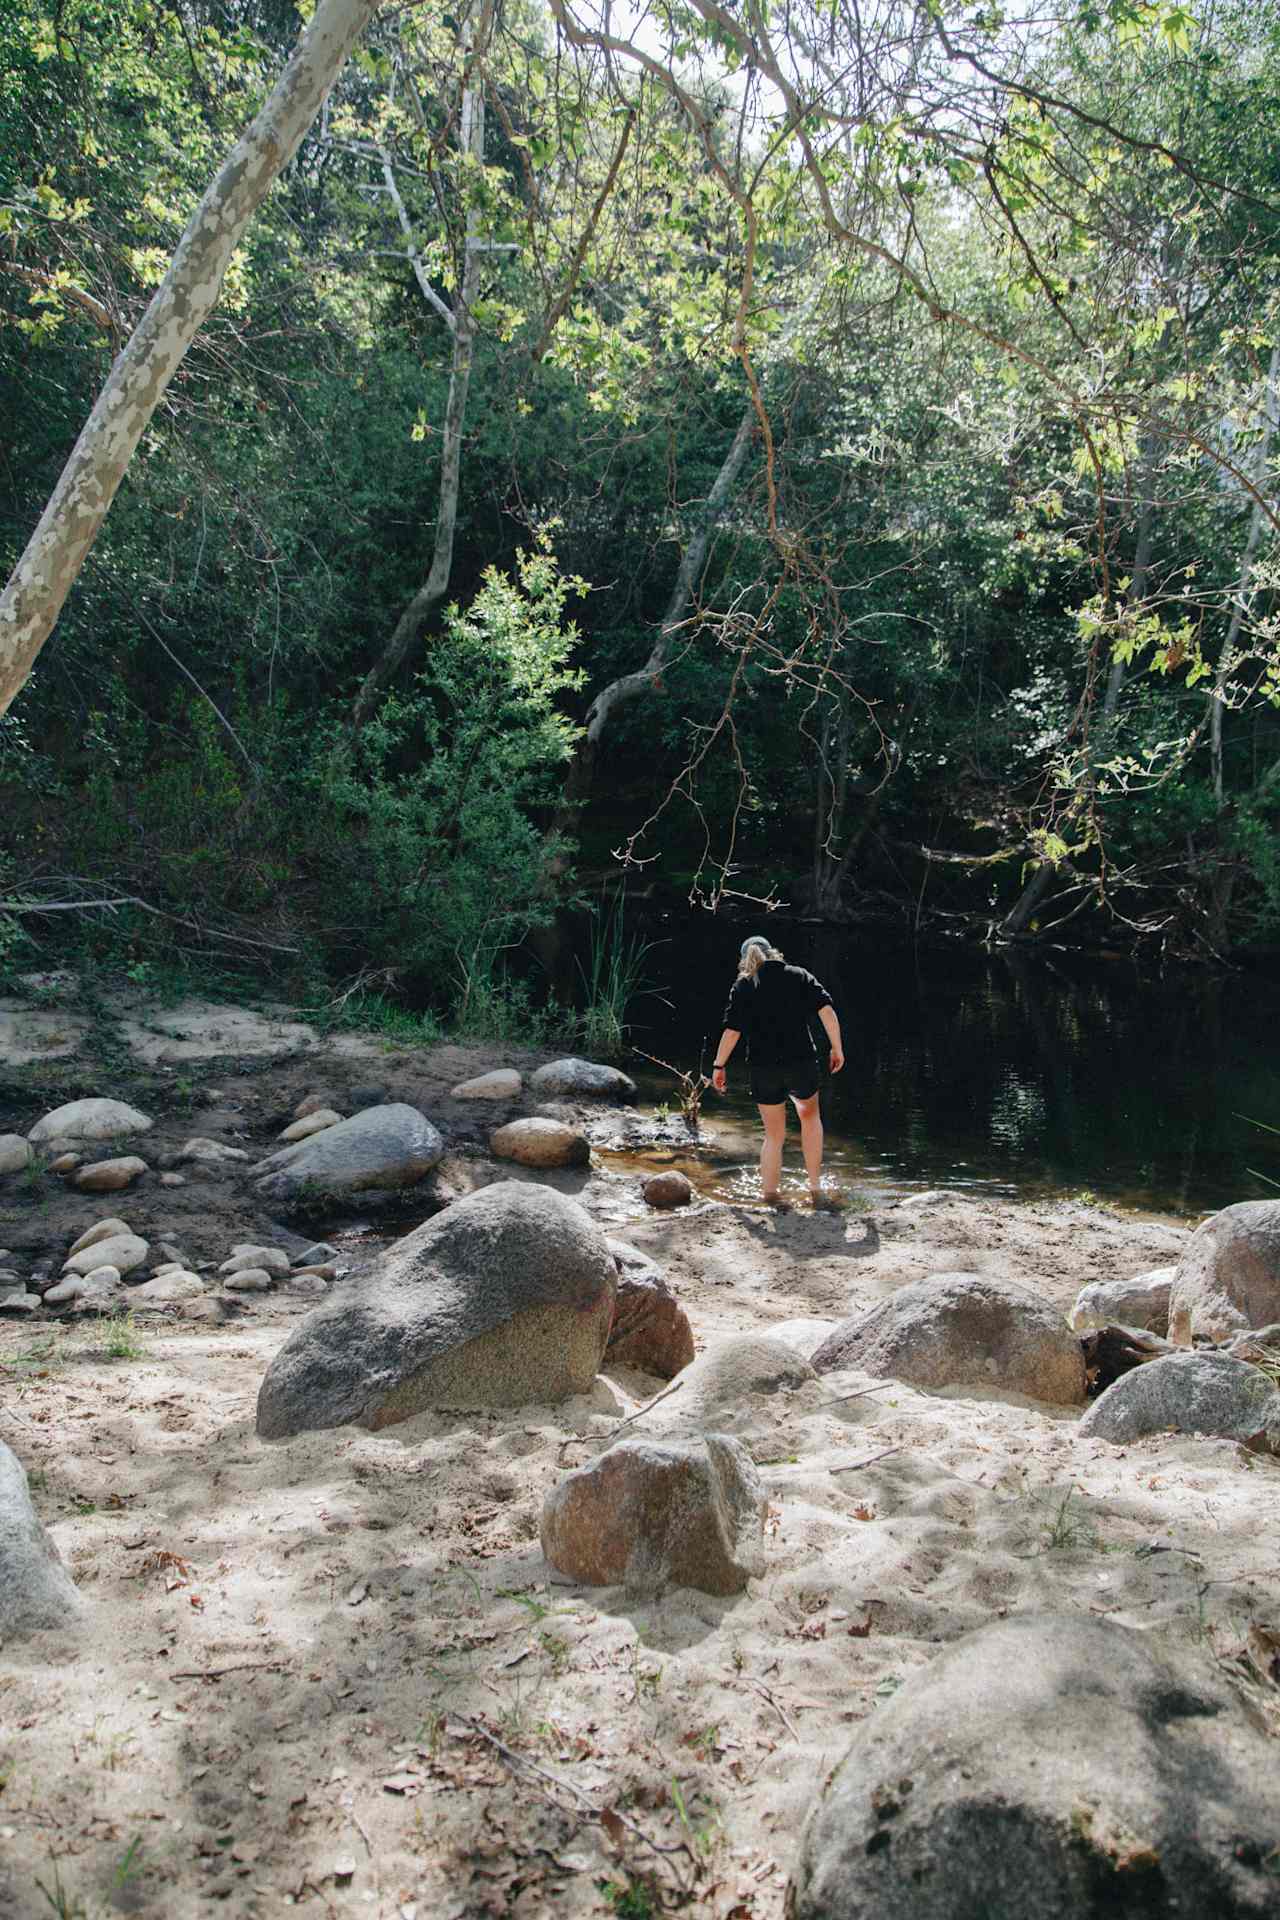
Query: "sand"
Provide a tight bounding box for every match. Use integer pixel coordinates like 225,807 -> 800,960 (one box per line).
2,1046 -> 1279,1919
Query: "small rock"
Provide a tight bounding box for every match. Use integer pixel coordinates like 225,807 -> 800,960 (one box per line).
1,1440 -> 87,1635
643,1170 -> 693,1210
291,1263 -> 339,1281
28,1098 -> 153,1145
451,1069 -> 523,1100
68,1217 -> 134,1259
293,1091 -> 337,1120
132,1271 -> 206,1304
285,1273 -> 329,1296
490,1118 -> 590,1169
151,1262 -> 184,1277
541,1434 -> 766,1594
0,1290 -> 38,1314
62,1233 -> 148,1278
73,1156 -> 149,1194
605,1240 -> 694,1378
293,1241 -> 340,1268
180,1296 -> 229,1321
1069,1269 -> 1175,1334
1079,1350 -> 1280,1455
160,1173 -> 187,1187
47,1153 -> 80,1174
175,1137 -> 251,1166
155,1242 -> 187,1266
530,1058 -> 637,1102
278,1108 -> 343,1143
224,1267 -> 274,1292
46,1265 -> 122,1305
0,1134 -> 33,1175
220,1247 -> 291,1277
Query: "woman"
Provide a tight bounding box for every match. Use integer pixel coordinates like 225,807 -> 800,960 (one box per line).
710,935 -> 844,1211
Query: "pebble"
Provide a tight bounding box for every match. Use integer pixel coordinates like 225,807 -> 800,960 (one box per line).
73,1156 -> 149,1194
160,1172 -> 187,1188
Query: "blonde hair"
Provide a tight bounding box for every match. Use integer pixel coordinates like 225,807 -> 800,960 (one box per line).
738,937 -> 784,983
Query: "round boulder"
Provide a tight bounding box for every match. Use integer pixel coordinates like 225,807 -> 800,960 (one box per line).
28,1098 -> 153,1145
541,1434 -> 765,1595
0,1441 -> 86,1636
788,1612 -> 1280,1920
254,1103 -> 444,1205
490,1117 -> 589,1169
1079,1350 -> 1280,1456
256,1182 -> 617,1439
72,1156 -> 149,1194
643,1170 -> 693,1210
529,1058 -> 637,1101
1068,1268 -> 1174,1335
1169,1200 -> 1280,1345
62,1233 -> 148,1278
812,1272 -> 1087,1405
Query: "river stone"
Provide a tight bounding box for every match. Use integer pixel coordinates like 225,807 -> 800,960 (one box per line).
489,1117 -> 590,1169
175,1136 -> 251,1165
1079,1350 -> 1280,1455
604,1240 -> 695,1379
0,1133 -> 33,1175
294,1091 -> 339,1120
0,1289 -> 38,1314
28,1098 -> 153,1145
541,1434 -> 766,1595
254,1103 -> 444,1203
73,1155 -> 149,1194
452,1069 -> 523,1099
1169,1200 -> 1280,1345
787,1611 -> 1280,1920
220,1246 -> 291,1277
256,1182 -> 616,1439
529,1057 -> 637,1101
812,1272 -> 1087,1405
132,1270 -> 206,1304
68,1217 -> 133,1259
643,1170 -> 693,1210
278,1108 -> 343,1143
62,1233 -> 148,1278
1069,1268 -> 1175,1335
0,1441 -> 86,1636
224,1267 -> 275,1292
45,1264 -> 121,1305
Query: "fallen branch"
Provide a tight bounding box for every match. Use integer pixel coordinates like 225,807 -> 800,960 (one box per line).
736,1674 -> 800,1740
171,1662 -> 293,1680
829,1446 -> 903,1474
557,1379 -> 684,1462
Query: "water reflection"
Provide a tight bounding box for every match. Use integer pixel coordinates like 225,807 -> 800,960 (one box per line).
626,919 -> 1280,1216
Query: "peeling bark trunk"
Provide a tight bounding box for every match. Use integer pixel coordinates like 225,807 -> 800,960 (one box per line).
0,0 -> 382,718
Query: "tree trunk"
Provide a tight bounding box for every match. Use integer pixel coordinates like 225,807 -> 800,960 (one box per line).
0,0 -> 382,718
350,2 -> 493,731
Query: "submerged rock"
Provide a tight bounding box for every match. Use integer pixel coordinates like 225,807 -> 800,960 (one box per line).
813,1272 -> 1087,1405
1169,1200 -> 1280,1345
788,1612 -> 1280,1920
541,1434 -> 765,1595
256,1182 -> 616,1439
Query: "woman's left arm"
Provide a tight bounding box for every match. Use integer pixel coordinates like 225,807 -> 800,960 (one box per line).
818,1004 -> 844,1074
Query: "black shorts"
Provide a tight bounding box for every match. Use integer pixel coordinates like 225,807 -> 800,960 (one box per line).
750,1056 -> 821,1105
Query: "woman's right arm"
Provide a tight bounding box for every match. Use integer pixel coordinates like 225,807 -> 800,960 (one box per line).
711,1028 -> 741,1093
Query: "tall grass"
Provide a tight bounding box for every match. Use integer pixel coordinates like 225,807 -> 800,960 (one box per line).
577,894 -> 658,1059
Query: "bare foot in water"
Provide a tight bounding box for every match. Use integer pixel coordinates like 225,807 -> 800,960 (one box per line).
808,1189 -> 844,1212
762,1191 -> 794,1212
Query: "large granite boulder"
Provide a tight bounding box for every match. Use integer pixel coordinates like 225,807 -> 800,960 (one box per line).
812,1272 -> 1087,1405
256,1182 -> 616,1438
0,1441 -> 86,1636
542,1434 -> 765,1595
604,1240 -> 695,1378
1069,1268 -> 1174,1335
1169,1201 -> 1280,1345
28,1098 -> 153,1145
489,1117 -> 589,1169
1079,1350 -> 1280,1455
530,1058 -> 637,1101
254,1103 -> 443,1204
788,1612 -> 1280,1920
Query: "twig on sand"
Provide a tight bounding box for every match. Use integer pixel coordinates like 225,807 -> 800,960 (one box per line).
349,1809 -> 374,1858
557,1379 -> 684,1462
736,1675 -> 801,1740
814,1384 -> 895,1412
829,1446 -> 902,1474
449,1713 -> 695,1880
172,1662 -> 293,1680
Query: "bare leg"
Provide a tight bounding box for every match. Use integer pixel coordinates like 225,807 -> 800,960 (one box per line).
794,1091 -> 829,1201
757,1102 -> 788,1204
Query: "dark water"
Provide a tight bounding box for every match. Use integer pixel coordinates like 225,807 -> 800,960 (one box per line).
623,918 -> 1280,1217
